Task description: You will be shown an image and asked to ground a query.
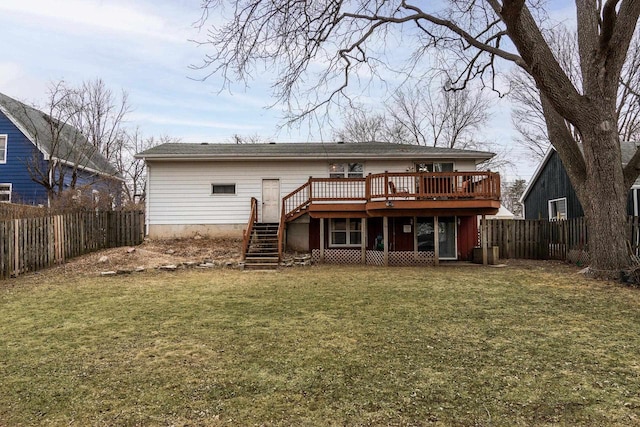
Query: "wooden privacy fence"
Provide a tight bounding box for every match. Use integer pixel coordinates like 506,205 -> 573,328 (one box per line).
482,216 -> 640,263
0,210 -> 144,279
482,217 -> 589,262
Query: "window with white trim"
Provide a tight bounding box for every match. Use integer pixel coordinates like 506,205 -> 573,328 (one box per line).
415,162 -> 454,172
329,163 -> 364,178
330,218 -> 362,246
0,183 -> 11,202
0,135 -> 7,163
548,198 -> 567,220
212,184 -> 236,195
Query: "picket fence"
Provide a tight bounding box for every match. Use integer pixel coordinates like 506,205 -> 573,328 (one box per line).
482,216 -> 640,264
0,210 -> 144,279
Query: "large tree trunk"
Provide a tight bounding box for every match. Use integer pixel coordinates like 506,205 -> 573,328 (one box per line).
576,132 -> 630,276
541,94 -> 632,276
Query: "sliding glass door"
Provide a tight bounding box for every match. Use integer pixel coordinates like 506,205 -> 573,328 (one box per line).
416,216 -> 457,259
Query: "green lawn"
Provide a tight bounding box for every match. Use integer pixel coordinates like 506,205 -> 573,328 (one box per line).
1,264 -> 640,426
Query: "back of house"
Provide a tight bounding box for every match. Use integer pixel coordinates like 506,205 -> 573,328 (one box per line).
138,142 -> 500,265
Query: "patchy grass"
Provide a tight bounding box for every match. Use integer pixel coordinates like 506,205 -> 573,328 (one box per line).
1,265 -> 640,426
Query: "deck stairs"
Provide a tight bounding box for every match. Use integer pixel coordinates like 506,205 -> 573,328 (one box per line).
244,223 -> 280,270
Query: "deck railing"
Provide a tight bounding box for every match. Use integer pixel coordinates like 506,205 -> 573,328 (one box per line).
283,181 -> 311,219
369,171 -> 500,200
241,197 -> 258,261
282,171 -> 500,220
309,178 -> 367,201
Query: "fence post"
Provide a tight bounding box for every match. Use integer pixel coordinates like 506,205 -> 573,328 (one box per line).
481,215 -> 487,265
13,219 -> 20,277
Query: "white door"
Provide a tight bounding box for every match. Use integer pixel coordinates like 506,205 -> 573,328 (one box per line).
262,179 -> 280,223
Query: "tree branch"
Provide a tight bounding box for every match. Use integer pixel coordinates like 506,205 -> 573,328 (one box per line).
540,93 -> 587,187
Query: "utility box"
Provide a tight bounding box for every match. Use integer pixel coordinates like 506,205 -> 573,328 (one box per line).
473,246 -> 499,265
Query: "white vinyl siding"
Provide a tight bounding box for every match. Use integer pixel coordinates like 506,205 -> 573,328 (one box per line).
146,157 -> 484,226
147,160 -> 328,226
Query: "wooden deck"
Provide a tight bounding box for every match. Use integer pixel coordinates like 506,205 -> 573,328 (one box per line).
282,171 -> 501,220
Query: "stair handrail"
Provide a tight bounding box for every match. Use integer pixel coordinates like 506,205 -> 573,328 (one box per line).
241,197 -> 258,261
277,199 -> 286,262
282,180 -> 311,220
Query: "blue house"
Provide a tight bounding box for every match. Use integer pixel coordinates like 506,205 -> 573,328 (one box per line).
0,92 -> 121,206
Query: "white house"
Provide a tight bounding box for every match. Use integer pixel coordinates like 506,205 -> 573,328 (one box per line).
136,142 -> 501,267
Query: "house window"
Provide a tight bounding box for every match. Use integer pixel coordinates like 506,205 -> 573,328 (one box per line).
212,184 -> 236,195
548,198 -> 567,220
0,183 -> 11,202
330,218 -> 362,246
329,163 -> 364,178
0,135 -> 7,163
415,162 -> 454,172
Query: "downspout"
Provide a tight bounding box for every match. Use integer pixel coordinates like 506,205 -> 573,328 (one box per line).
145,165 -> 150,236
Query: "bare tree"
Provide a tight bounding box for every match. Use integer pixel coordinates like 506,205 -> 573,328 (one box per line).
228,133 -> 273,144
16,79 -> 129,206
333,109 -> 407,143
511,27 -> 640,162
70,78 -> 130,164
21,81 -> 103,200
501,179 -> 526,218
117,130 -> 180,205
389,84 -> 492,149
334,82 -> 492,148
195,0 -> 640,275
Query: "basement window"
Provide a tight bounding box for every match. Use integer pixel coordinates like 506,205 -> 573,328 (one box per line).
330,218 -> 362,246
212,184 -> 236,195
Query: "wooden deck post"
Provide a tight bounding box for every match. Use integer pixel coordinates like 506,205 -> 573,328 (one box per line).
434,216 -> 439,266
413,216 -> 418,261
383,216 -> 389,266
319,218 -> 325,263
361,217 -> 367,264
384,171 -> 389,200
482,214 -> 488,265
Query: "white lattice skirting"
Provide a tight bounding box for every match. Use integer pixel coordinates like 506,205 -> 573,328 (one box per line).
567,249 -> 589,266
312,249 -> 436,266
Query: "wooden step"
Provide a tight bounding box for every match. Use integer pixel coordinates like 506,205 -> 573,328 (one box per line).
244,263 -> 279,270
245,254 -> 279,259
244,222 -> 280,268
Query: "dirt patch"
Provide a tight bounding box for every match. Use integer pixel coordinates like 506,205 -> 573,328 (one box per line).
31,237 -> 582,277
45,237 -> 243,276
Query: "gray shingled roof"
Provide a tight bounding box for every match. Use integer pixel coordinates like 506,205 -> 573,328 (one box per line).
136,142 -> 495,161
0,92 -> 119,177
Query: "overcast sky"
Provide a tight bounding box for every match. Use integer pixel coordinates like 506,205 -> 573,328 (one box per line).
0,0 -> 561,182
